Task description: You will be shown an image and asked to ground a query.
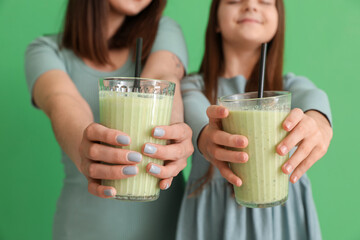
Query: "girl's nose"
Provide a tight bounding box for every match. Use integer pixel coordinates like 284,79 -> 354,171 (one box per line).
242,0 -> 258,12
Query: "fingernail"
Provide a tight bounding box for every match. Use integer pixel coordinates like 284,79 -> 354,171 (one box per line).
154,127 -> 165,137
280,145 -> 287,155
292,176 -> 298,183
123,166 -> 137,175
164,183 -> 170,190
284,163 -> 292,173
242,153 -> 248,162
104,189 -> 114,196
117,135 -> 130,145
237,179 -> 242,187
144,144 -> 157,154
284,122 -> 291,130
127,152 -> 142,163
149,164 -> 161,175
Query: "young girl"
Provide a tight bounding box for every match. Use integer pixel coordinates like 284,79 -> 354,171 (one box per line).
25,0 -> 193,239
177,0 -> 333,239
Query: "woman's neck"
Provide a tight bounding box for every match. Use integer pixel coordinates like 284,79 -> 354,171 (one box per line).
221,41 -> 261,80
107,8 -> 126,39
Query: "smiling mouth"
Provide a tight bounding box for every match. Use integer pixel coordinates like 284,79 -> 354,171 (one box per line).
238,18 -> 262,24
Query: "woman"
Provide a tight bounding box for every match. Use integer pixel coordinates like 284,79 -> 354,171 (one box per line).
177,0 -> 333,239
25,0 -> 193,239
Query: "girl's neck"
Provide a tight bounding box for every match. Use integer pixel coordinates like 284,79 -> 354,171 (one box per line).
221,41 -> 261,80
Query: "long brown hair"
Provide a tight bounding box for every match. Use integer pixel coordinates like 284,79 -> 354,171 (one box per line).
62,0 -> 166,65
191,0 -> 285,196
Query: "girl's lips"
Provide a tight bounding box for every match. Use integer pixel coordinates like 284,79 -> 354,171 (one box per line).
238,18 -> 262,24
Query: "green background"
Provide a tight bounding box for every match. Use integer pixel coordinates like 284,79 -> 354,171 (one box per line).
0,0 -> 359,239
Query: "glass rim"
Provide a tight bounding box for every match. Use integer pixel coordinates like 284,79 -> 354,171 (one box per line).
218,91 -> 291,103
100,77 -> 174,85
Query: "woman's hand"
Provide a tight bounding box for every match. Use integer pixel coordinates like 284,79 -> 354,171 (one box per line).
79,123 -> 142,198
277,108 -> 333,183
198,105 -> 248,187
143,122 -> 194,190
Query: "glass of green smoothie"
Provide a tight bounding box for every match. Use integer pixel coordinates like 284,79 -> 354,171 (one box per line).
219,91 -> 291,208
99,77 -> 175,201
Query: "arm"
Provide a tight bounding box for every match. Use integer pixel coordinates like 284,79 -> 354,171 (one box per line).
32,70 -> 139,197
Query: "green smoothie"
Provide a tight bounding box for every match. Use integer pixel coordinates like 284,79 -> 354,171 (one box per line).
99,91 -> 173,201
222,110 -> 289,208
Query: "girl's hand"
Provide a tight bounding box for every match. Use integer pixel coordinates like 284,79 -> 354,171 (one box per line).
277,108 -> 333,183
143,122 -> 194,190
198,105 -> 248,187
79,123 -> 142,198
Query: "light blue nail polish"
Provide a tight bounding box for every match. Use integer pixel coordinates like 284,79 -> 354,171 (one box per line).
165,183 -> 170,190
116,135 -> 130,145
154,127 -> 165,137
123,166 -> 137,175
144,144 -> 157,154
149,165 -> 161,175
104,189 -> 113,196
127,152 -> 142,163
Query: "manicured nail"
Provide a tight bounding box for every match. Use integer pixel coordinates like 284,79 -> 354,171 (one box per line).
144,144 -> 157,154
127,152 -> 142,163
280,145 -> 287,155
164,183 -> 170,190
283,163 -> 292,174
154,127 -> 165,137
149,164 -> 161,175
284,122 -> 291,130
104,189 -> 114,196
292,176 -> 298,183
123,166 -> 137,175
117,135 -> 130,145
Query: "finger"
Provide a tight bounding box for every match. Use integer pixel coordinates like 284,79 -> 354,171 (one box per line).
283,108 -> 304,131
86,162 -> 138,180
207,105 -> 229,128
209,146 -> 248,163
87,178 -> 116,199
146,159 -> 187,179
142,140 -> 193,161
84,142 -> 142,164
210,129 -> 248,148
281,139 -> 314,174
212,160 -> 242,187
152,122 -> 192,142
277,121 -> 307,156
289,148 -> 323,183
84,123 -> 131,146
159,177 -> 174,190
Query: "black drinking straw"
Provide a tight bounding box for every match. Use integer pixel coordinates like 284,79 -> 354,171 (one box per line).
133,37 -> 143,92
258,43 -> 268,98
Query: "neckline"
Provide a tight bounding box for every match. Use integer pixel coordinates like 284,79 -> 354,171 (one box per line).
73,50 -> 134,77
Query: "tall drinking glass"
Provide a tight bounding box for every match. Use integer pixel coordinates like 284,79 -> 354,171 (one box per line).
99,77 -> 175,201
219,91 -> 291,208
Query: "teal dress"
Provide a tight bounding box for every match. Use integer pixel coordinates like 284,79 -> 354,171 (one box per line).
177,74 -> 332,240
25,17 -> 188,240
